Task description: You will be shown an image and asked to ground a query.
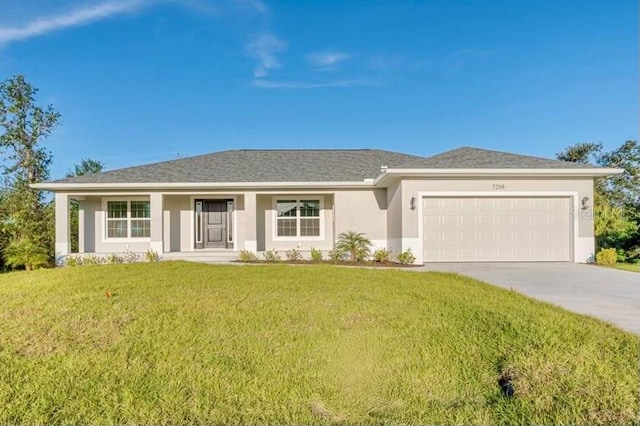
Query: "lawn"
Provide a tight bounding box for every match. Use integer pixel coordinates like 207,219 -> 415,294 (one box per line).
604,263 -> 640,273
0,262 -> 637,425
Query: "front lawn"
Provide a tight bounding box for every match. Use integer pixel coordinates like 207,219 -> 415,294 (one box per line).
0,262 -> 637,425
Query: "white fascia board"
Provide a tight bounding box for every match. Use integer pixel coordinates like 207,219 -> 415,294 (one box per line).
30,180 -> 376,191
373,167 -> 624,185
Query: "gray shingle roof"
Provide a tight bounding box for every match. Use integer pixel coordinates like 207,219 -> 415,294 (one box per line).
51,146 -> 596,184
403,147 -> 596,169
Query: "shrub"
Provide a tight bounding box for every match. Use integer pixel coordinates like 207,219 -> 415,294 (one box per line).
328,248 -> 345,264
3,238 -> 50,271
373,248 -> 393,264
285,248 -> 303,262
335,231 -> 372,262
86,255 -> 104,265
263,249 -> 281,262
397,248 -> 416,265
122,251 -> 140,263
596,248 -> 618,265
145,250 -> 160,262
310,247 -> 323,262
64,255 -> 82,267
105,253 -> 123,264
82,254 -> 103,265
238,250 -> 258,262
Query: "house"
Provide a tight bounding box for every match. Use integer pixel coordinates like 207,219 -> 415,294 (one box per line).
34,146 -> 621,264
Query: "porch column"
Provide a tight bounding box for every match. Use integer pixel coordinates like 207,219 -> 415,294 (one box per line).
244,192 -> 258,251
54,193 -> 70,265
77,199 -> 85,253
150,193 -> 164,255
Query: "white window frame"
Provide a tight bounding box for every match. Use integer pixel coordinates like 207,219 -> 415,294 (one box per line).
102,197 -> 151,242
272,196 -> 324,241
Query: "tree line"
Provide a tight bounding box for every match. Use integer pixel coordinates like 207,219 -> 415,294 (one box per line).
0,74 -> 638,269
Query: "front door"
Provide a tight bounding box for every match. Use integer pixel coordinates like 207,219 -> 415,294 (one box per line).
204,200 -> 227,248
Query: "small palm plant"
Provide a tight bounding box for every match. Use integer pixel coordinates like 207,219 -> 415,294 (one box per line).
3,238 -> 50,270
335,231 -> 372,262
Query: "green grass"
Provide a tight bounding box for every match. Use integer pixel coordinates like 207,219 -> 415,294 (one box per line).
601,263 -> 640,273
0,262 -> 637,425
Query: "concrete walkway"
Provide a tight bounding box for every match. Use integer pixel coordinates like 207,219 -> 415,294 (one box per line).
419,263 -> 640,335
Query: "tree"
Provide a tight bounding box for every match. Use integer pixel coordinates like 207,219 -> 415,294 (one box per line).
0,75 -> 60,269
558,141 -> 639,260
66,158 -> 105,252
66,158 -> 105,178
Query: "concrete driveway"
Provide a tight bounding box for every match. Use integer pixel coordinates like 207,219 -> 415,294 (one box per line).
419,263 -> 640,335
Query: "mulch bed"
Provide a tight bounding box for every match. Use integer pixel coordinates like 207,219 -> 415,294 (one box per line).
233,260 -> 420,268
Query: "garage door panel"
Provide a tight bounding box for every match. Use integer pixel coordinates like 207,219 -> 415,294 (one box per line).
423,197 -> 572,262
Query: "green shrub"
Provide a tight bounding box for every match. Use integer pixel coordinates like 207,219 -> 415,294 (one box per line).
64,255 -> 82,267
263,249 -> 281,262
145,250 -> 160,262
596,248 -> 618,265
285,248 -> 303,262
238,250 -> 258,262
310,247 -> 323,262
3,239 -> 50,270
123,251 -> 140,263
373,248 -> 393,264
328,248 -> 345,264
82,255 -> 103,265
105,253 -> 123,264
335,231 -> 372,261
397,248 -> 416,265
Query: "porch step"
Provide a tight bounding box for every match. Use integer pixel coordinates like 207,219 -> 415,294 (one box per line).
162,251 -> 239,263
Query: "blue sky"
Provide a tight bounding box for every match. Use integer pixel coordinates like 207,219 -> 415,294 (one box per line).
0,0 -> 637,178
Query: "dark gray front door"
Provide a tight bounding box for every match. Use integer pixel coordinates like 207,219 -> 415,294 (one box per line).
204,200 -> 226,248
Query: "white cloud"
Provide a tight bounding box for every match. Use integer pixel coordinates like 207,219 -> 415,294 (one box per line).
0,0 -> 151,45
307,51 -> 349,68
246,33 -> 287,78
252,78 -> 379,89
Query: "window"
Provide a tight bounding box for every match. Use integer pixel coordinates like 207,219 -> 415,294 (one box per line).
276,199 -> 321,238
106,200 -> 150,239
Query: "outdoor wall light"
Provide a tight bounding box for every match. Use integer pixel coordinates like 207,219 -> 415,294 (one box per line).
410,196 -> 417,210
581,196 -> 590,210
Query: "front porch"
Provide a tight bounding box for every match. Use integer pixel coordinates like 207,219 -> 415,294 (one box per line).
54,192 -> 338,264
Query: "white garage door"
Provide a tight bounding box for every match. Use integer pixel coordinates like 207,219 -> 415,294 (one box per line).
423,197 -> 572,262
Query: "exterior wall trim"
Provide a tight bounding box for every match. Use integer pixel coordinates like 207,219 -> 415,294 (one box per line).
415,190 -> 582,263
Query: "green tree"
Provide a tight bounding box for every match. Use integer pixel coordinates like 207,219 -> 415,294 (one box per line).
66,158 -> 105,178
66,158 -> 105,252
0,75 -> 60,269
558,141 -> 639,259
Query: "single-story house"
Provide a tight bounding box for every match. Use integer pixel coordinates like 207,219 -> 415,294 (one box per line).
34,146 -> 621,264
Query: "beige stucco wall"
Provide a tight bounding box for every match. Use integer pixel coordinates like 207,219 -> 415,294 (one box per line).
385,180 -> 403,253
333,189 -> 387,249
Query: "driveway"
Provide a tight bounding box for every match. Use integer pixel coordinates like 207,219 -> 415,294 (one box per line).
419,263 -> 640,335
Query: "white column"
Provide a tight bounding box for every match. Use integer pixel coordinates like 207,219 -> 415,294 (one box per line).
244,192 -> 257,251
77,200 -> 85,253
54,193 -> 70,265
150,193 -> 164,255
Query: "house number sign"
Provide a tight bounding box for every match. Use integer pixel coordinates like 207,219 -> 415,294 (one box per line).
492,184 -> 506,190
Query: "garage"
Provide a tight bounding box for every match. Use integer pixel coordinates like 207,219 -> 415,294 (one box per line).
422,197 -> 573,262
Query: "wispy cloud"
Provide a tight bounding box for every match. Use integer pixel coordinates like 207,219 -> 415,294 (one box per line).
252,78 -> 379,89
307,50 -> 349,69
246,33 -> 287,77
0,0 -> 151,46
